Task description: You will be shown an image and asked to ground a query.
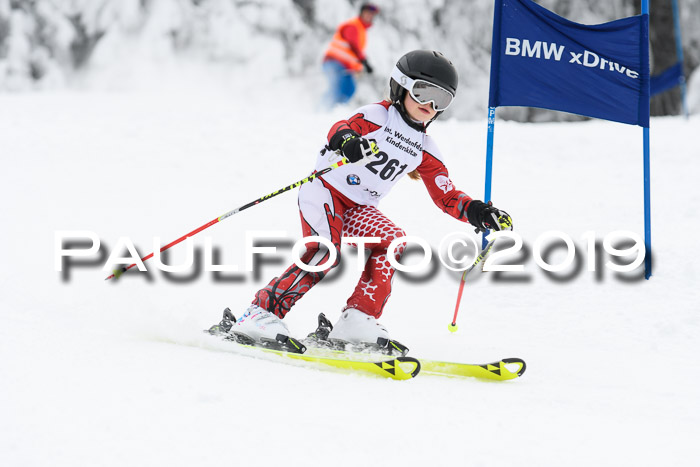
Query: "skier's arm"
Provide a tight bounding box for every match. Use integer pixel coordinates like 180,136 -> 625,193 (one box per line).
327,104 -> 387,143
327,105 -> 386,162
416,150 -> 473,223
417,152 -> 513,231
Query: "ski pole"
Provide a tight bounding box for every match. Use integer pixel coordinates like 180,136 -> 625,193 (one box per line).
105,157 -> 350,281
448,237 -> 496,333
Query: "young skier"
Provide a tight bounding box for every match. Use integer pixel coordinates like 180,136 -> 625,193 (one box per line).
233,50 -> 512,346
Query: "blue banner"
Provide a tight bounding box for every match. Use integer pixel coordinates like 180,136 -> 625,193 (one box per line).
650,62 -> 683,96
489,0 -> 650,127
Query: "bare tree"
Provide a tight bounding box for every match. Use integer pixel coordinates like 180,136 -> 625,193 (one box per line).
629,0 -> 684,116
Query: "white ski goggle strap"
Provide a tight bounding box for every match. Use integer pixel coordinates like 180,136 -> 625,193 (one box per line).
391,66 -> 455,111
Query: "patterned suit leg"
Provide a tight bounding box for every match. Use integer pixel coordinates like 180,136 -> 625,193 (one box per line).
252,179 -> 354,318
342,205 -> 406,318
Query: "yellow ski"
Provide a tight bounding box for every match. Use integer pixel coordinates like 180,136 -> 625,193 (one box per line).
300,347 -> 526,381
418,357 -> 526,381
267,349 -> 421,380
223,343 -> 421,380
207,309 -> 524,381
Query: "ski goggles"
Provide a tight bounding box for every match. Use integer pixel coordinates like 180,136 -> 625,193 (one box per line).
391,66 -> 455,111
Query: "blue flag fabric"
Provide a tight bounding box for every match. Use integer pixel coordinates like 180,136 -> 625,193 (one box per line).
650,62 -> 683,96
489,0 -> 650,127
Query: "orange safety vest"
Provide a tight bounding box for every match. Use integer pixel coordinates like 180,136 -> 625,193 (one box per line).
324,17 -> 367,72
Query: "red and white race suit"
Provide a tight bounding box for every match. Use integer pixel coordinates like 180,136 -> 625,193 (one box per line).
253,101 -> 475,319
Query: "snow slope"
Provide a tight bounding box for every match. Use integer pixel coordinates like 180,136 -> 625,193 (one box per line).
1,73 -> 699,466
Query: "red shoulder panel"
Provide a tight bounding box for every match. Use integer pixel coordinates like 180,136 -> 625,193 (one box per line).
327,108 -> 383,142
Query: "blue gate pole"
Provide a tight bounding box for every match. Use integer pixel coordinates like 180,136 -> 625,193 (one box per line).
643,0 -> 652,279
482,107 -> 496,249
671,0 -> 689,118
643,126 -> 651,279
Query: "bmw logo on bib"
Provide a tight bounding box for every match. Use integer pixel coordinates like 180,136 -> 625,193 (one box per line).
346,174 -> 361,185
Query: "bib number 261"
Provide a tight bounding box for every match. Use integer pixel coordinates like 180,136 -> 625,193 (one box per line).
366,151 -> 408,181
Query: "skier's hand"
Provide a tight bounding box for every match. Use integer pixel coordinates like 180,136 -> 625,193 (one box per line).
329,128 -> 379,163
466,200 -> 513,233
361,59 -> 374,74
340,135 -> 379,163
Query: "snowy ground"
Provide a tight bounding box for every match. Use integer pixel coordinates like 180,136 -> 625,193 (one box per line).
1,73 -> 699,466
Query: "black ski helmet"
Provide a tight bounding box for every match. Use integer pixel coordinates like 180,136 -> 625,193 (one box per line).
389,50 -> 458,130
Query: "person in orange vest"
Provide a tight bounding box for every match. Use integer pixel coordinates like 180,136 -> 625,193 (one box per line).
322,3 -> 379,107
